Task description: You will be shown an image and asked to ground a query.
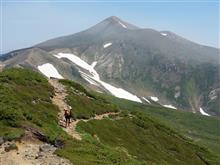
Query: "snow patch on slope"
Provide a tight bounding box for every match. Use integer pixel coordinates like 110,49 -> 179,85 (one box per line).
54,53 -> 142,103
118,21 -> 127,28
91,61 -> 97,68
54,53 -> 93,72
150,96 -> 159,102
199,107 -> 211,116
142,97 -> 151,104
37,63 -> 63,79
103,43 -> 112,48
160,33 -> 167,36
163,104 -> 177,109
100,81 -> 141,102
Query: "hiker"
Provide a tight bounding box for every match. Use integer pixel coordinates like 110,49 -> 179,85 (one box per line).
64,108 -> 71,127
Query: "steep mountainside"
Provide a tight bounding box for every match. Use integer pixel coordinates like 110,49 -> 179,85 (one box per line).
0,68 -> 220,164
1,16 -> 219,116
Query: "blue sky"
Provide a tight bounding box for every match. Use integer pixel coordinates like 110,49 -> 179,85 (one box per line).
1,0 -> 219,53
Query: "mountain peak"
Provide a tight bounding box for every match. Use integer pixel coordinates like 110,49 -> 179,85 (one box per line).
105,16 -> 123,22
101,16 -> 139,30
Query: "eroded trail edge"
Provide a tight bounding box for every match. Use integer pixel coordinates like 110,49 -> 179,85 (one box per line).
0,140 -> 71,165
49,79 -> 119,140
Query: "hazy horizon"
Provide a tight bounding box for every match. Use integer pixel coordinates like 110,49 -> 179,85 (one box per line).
1,1 -> 219,54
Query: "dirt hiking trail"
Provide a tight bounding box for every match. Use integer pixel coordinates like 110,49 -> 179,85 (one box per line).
0,79 -> 119,165
49,79 -> 119,140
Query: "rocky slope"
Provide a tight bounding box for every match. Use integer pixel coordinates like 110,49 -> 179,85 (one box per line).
1,16 -> 219,116
0,140 -> 72,165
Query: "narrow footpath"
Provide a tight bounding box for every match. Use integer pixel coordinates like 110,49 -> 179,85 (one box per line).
49,79 -> 119,140
0,79 -> 119,165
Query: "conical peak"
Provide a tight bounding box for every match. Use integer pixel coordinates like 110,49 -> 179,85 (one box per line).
101,16 -> 139,29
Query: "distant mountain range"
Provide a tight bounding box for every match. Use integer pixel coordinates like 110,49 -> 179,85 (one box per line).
1,16 -> 219,116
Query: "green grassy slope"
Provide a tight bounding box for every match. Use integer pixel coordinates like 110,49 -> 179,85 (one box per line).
0,68 -> 140,164
101,94 -> 220,154
0,68 -> 62,142
60,79 -> 119,119
79,114 -> 216,165
61,78 -> 220,164
0,68 -> 219,164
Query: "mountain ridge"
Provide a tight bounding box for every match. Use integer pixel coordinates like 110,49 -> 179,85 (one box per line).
1,16 -> 219,116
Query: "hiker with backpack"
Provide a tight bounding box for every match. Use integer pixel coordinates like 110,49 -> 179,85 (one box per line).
64,107 -> 72,128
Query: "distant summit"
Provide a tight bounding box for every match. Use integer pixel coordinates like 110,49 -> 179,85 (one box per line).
1,16 -> 220,116
100,16 -> 139,29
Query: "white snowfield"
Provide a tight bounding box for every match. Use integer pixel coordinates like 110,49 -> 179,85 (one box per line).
163,104 -> 177,110
142,97 -> 151,104
103,43 -> 112,48
160,33 -> 168,36
54,53 -> 93,73
54,53 -> 142,103
37,63 -> 63,79
199,107 -> 211,116
100,81 -> 142,102
150,96 -> 159,102
91,61 -> 97,68
118,21 -> 127,28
